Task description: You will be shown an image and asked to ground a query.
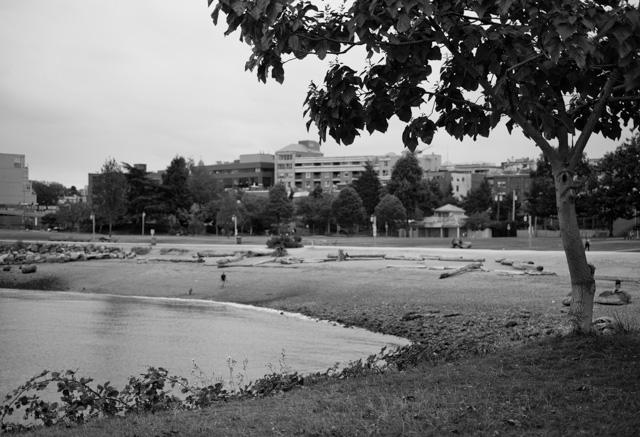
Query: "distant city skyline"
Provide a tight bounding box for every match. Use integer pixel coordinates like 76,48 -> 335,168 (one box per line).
1,1 -> 627,189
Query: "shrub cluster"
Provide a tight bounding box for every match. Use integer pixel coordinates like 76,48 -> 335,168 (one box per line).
265,235 -> 303,249
1,366 -> 304,433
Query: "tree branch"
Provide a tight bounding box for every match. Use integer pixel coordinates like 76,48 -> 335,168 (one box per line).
570,69 -> 621,169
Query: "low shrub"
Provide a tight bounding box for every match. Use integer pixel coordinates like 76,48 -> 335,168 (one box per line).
265,235 -> 303,249
130,246 -> 151,256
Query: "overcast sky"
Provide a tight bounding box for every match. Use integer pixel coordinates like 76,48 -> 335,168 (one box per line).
0,1 -> 629,189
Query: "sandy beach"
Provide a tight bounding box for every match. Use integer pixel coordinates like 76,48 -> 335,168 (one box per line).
2,243 -> 639,350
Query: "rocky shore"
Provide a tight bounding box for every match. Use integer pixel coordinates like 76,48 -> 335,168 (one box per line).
0,241 -> 137,265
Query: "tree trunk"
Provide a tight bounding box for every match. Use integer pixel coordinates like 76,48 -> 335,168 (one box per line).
554,167 -> 596,332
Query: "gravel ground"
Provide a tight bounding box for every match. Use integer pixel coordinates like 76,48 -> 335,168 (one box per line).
2,244 -> 639,359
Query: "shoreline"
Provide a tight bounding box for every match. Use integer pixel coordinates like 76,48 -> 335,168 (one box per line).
1,244 -> 638,348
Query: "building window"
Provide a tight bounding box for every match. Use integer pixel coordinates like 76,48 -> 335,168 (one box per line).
306,172 -> 311,178
344,172 -> 349,177
324,181 -> 330,187
255,168 -> 261,173
382,170 -> 389,176
305,182 -> 310,188
456,185 -> 459,192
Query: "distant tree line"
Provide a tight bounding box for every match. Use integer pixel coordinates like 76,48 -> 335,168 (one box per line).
32,137 -> 640,237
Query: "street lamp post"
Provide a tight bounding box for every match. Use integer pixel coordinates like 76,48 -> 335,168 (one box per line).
142,212 -> 146,236
370,215 -> 377,238
512,189 -> 517,222
90,213 -> 95,241
494,194 -> 503,221
232,214 -> 237,237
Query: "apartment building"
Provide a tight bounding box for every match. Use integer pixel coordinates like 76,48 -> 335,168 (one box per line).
274,140 -> 323,189
0,153 -> 37,206
293,154 -> 380,192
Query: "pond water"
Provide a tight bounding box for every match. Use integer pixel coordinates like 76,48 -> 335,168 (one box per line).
0,290 -> 409,397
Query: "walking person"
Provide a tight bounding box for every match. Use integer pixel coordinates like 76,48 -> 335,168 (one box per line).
220,271 -> 227,288
585,237 -> 591,252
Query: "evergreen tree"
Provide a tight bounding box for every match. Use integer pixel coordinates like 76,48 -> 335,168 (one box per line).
92,158 -> 127,235
415,179 -> 442,217
331,186 -> 365,235
122,163 -> 162,221
351,160 -> 381,217
386,153 -> 423,220
266,183 -> 294,233
462,179 -> 492,215
162,156 -> 192,216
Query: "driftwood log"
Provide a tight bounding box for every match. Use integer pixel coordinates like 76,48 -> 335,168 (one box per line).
439,262 -> 483,279
512,262 -> 544,271
386,265 -> 427,269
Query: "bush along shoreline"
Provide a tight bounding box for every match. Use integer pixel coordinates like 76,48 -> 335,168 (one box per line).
0,344 -> 425,433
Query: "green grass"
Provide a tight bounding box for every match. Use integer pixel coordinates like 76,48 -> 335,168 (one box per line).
14,333 -> 640,437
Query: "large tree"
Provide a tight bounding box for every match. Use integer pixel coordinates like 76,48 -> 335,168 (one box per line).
374,194 -> 407,232
31,181 -> 67,206
331,186 -> 365,234
211,0 -> 640,331
122,163 -> 163,222
266,183 -> 294,233
386,153 -> 424,221
462,179 -> 492,215
587,135 -> 640,235
162,156 -> 192,216
92,158 -> 127,235
351,160 -> 381,217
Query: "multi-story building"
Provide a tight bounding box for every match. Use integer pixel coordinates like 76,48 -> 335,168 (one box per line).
487,173 -> 531,204
293,154 -> 379,192
378,151 -> 442,184
274,140 -> 323,189
202,153 -> 275,189
0,153 -> 37,206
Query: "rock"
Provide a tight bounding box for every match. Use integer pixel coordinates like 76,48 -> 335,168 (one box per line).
595,290 -> 632,305
21,264 -> 37,274
592,316 -> 622,335
2,265 -> 10,271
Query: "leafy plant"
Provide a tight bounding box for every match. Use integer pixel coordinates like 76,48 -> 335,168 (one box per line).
266,235 -> 303,249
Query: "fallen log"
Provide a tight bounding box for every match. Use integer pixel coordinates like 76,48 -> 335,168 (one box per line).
523,270 -> 557,276
497,259 -> 534,266
345,254 -> 386,258
437,256 -> 485,262
386,265 -> 427,269
254,257 -> 276,266
439,262 -> 482,279
384,255 -> 424,261
427,266 -> 458,270
512,262 -> 544,271
495,269 -> 525,276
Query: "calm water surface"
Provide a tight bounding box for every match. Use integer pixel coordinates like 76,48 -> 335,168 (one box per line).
0,290 -> 408,396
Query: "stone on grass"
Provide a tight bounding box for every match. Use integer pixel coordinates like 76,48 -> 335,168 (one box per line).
20,264 -> 37,274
